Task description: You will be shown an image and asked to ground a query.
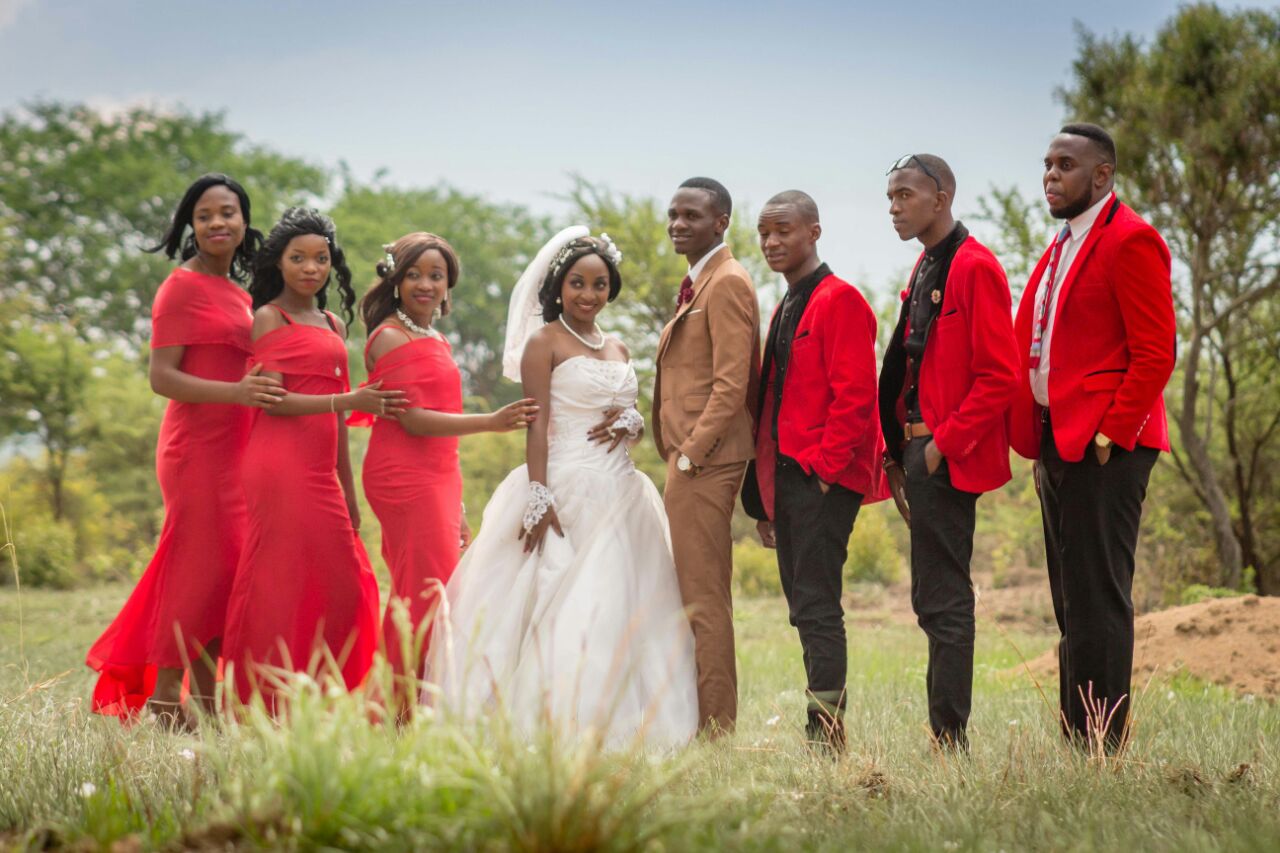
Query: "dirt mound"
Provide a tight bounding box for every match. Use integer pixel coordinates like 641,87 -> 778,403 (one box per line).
1021,595 -> 1280,699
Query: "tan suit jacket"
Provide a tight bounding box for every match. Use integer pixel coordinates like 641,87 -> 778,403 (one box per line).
652,248 -> 761,466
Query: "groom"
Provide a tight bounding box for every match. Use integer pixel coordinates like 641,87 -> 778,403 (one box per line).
653,177 -> 760,736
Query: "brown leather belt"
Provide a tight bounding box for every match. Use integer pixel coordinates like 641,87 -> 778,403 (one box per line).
904,422 -> 932,442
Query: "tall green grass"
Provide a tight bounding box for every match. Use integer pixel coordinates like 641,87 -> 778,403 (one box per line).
2,585 -> 1277,851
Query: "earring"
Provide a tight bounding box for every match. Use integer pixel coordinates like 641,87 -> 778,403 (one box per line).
555,296 -> 562,304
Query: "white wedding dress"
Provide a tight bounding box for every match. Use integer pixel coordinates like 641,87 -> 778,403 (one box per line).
426,355 -> 698,749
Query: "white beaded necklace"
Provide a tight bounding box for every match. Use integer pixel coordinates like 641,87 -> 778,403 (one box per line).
396,308 -> 441,339
558,314 -> 605,351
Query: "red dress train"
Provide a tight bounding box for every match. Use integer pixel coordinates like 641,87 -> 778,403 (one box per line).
351,329 -> 463,680
221,309 -> 380,706
86,269 -> 254,719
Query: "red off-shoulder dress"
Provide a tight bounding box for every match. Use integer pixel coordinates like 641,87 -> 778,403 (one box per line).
351,328 -> 463,680
86,269 -> 254,719
221,308 -> 380,707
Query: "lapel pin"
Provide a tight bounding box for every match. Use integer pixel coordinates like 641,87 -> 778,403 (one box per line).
930,289 -> 942,304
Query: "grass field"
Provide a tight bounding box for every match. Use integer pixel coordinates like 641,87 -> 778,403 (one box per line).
1,584 -> 1278,851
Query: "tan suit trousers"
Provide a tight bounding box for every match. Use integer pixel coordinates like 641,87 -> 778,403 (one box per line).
663,454 -> 746,735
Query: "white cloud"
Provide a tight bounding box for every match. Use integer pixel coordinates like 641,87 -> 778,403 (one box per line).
0,0 -> 35,34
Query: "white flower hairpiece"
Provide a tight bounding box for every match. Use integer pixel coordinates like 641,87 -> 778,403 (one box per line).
381,243 -> 396,276
548,232 -> 624,279
597,232 -> 623,266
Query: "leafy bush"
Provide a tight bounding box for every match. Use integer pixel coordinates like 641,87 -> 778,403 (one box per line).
844,503 -> 904,586
1179,584 -> 1245,606
732,538 -> 780,598
9,516 -> 77,589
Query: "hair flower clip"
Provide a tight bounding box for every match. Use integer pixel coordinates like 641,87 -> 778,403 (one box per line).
598,232 -> 623,266
381,243 -> 396,276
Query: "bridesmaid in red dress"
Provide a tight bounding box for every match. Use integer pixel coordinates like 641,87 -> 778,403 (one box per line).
352,232 -> 538,715
221,208 -> 404,711
87,174 -> 285,729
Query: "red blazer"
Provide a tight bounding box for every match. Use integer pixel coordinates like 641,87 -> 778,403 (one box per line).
753,273 -> 889,514
890,237 -> 1020,494
1009,195 -> 1176,462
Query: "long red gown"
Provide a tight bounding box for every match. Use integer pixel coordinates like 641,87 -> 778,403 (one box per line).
351,328 -> 463,680
86,268 -> 254,719
221,308 -> 380,707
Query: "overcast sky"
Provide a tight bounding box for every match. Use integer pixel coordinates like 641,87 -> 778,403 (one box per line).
1,0 -> 1190,294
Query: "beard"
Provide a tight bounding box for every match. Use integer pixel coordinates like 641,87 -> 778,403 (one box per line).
1052,189 -> 1096,221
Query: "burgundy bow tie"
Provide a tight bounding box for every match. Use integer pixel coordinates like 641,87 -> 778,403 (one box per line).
676,275 -> 694,309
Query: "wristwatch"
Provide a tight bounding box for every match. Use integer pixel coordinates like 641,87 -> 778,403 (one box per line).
1095,433 -> 1114,449
677,453 -> 693,472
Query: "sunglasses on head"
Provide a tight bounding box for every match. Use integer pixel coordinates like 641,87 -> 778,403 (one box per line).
887,154 -> 942,192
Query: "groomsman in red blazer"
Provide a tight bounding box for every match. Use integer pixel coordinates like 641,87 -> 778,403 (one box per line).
1011,123 -> 1176,750
742,190 -> 887,751
878,154 -> 1020,750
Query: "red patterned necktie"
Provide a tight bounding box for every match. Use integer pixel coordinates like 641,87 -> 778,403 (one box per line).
675,275 -> 694,309
1030,224 -> 1072,369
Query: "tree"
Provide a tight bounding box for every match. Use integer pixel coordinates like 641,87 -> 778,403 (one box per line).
562,175 -> 772,393
0,101 -> 327,346
330,172 -> 550,402
1059,4 -> 1280,593
0,303 -> 95,520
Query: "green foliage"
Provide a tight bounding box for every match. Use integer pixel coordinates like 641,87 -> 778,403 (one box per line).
563,175 -> 773,395
0,101 -> 326,344
330,177 -> 551,402
732,538 -> 781,598
971,185 -> 1052,295
1179,584 -> 1245,606
844,502 -> 905,586
0,308 -> 95,520
1060,4 -> 1280,593
4,590 -> 1280,850
8,515 -> 77,589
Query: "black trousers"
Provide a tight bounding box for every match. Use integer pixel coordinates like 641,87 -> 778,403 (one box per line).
1039,415 -> 1157,747
774,456 -> 862,712
903,437 -> 979,746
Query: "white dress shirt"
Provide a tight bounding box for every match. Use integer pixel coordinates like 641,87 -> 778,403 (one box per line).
687,242 -> 726,284
1031,193 -> 1112,407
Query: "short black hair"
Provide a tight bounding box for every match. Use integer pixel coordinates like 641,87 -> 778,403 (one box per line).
537,236 -> 623,322
764,190 -> 820,223
678,177 -> 732,219
1060,122 -> 1117,167
148,173 -> 263,282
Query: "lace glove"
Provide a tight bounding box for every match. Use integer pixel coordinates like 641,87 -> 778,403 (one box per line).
612,407 -> 644,439
522,481 -> 556,535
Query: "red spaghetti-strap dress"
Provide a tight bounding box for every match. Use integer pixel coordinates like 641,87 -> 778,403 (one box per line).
221,308 -> 380,707
86,268 -> 254,719
351,327 -> 463,680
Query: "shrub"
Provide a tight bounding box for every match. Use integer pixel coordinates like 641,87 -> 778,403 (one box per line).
9,516 -> 78,589
732,538 -> 780,597
845,504 -> 904,586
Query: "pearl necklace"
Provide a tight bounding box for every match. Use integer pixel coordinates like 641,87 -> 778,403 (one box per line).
396,308 -> 440,339
558,314 -> 605,351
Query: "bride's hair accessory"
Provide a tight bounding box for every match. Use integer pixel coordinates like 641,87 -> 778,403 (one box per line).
613,407 -> 644,439
549,232 -> 623,281
502,226 -> 589,383
522,481 -> 556,535
380,243 -> 397,277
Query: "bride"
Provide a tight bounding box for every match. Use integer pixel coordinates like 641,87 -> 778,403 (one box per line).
425,226 -> 698,748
